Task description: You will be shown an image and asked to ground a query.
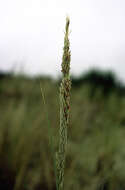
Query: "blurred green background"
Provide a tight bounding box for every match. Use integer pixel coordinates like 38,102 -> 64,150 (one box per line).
1,69 -> 125,190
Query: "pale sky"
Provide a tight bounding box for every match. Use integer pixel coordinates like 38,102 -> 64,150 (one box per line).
0,0 -> 125,81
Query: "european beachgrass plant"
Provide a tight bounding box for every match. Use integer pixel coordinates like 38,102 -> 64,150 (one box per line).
56,17 -> 71,190
40,17 -> 71,190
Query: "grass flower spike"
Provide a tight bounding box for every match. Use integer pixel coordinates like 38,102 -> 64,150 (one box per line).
57,17 -> 71,190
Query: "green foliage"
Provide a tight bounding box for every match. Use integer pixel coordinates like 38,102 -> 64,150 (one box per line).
0,70 -> 125,190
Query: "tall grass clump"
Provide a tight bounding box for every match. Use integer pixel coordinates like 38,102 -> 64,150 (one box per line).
57,17 -> 71,190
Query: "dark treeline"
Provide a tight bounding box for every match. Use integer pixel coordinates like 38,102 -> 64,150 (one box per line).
1,69 -> 125,96
0,72 -> 12,80
71,69 -> 125,97
1,69 -> 125,97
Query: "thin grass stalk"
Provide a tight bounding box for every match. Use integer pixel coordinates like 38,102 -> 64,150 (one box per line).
57,17 -> 71,190
40,82 -> 58,190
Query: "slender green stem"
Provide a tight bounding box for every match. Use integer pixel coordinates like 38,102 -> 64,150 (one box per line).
40,82 -> 58,190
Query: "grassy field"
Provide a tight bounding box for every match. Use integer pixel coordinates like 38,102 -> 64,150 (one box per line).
0,70 -> 125,190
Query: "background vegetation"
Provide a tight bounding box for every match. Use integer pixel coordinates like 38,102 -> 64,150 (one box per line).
0,69 -> 125,190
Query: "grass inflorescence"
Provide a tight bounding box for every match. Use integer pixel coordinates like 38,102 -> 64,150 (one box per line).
56,17 -> 71,190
